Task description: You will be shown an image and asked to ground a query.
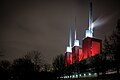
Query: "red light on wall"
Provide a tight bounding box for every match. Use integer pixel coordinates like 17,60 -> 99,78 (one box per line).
91,41 -> 101,56
65,37 -> 102,66
69,53 -> 72,64
78,48 -> 82,61
82,37 -> 102,60
82,37 -> 92,59
72,46 -> 79,63
65,52 -> 72,66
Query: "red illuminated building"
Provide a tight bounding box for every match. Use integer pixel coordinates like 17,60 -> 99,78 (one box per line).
65,37 -> 102,66
82,37 -> 102,59
72,46 -> 80,63
65,52 -> 72,66
65,46 -> 72,66
78,48 -> 82,61
64,0 -> 102,66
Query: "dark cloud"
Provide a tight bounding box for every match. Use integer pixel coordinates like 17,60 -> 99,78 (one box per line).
0,0 -> 120,64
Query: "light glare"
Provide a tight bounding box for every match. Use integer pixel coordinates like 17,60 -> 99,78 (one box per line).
66,46 -> 72,52
74,40 -> 79,46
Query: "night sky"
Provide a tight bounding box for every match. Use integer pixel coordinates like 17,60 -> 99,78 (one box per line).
0,0 -> 120,64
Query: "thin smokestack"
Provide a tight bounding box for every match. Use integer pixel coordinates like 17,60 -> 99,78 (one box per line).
74,16 -> 76,40
85,0 -> 93,38
66,27 -> 72,53
69,28 -> 72,47
75,29 -> 76,40
89,0 -> 93,31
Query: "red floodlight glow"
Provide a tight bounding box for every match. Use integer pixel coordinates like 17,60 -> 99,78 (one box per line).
72,46 -> 79,63
65,52 -> 72,66
78,48 -> 83,61
91,41 -> 101,56
82,37 -> 102,60
65,37 -> 102,66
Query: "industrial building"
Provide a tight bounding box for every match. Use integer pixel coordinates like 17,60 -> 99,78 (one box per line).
65,0 -> 102,66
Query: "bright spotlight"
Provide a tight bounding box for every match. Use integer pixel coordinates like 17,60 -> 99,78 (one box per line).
76,74 -> 78,78
91,23 -> 94,28
85,29 -> 93,37
79,74 -> 81,77
72,75 -> 75,78
74,40 -> 79,46
94,73 -> 97,75
84,74 -> 86,76
89,73 -> 91,76
67,76 -> 69,78
66,46 -> 72,52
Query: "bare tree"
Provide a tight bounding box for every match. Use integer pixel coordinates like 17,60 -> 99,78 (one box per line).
104,19 -> 120,75
0,60 -> 11,70
0,60 -> 10,80
24,50 -> 43,71
42,63 -> 51,72
52,54 -> 65,78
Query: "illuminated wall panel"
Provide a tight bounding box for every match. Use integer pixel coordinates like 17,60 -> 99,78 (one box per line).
65,52 -> 72,66
65,37 -> 102,66
91,40 -> 101,56
82,37 -> 102,60
69,53 -> 72,64
72,46 -> 79,63
78,48 -> 83,61
82,37 -> 92,59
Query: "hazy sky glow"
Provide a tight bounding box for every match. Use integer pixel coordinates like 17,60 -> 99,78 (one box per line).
0,0 -> 120,64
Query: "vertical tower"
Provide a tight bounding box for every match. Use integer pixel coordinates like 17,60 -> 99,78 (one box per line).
65,28 -> 72,66
78,45 -> 83,61
89,0 -> 93,32
65,46 -> 72,66
85,0 -> 93,38
72,29 -> 80,63
74,29 -> 79,46
82,0 -> 102,60
82,37 -> 102,59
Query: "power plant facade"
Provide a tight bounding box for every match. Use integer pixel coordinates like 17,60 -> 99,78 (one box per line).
82,37 -> 102,59
65,47 -> 72,66
65,37 -> 102,66
65,0 -> 102,66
